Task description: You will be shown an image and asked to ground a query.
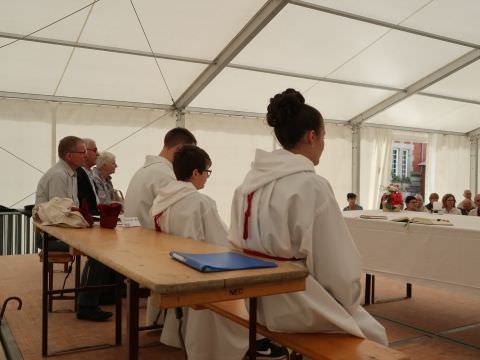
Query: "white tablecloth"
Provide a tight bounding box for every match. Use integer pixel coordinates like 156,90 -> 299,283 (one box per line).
343,210 -> 480,294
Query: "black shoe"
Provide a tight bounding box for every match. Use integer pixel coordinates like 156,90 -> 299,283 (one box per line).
77,307 -> 113,322
245,338 -> 289,360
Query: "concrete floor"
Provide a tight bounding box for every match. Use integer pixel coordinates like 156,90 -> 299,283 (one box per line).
1,254 -> 479,360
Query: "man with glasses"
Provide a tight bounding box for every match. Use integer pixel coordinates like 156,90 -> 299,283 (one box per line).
36,136 -> 87,251
76,138 -> 99,215
75,138 -> 118,322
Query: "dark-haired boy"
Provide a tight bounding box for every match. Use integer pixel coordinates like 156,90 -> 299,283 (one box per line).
343,193 -> 363,211
149,145 -> 249,360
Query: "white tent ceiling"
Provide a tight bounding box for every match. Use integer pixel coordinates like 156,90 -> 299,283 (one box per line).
1,0 -> 480,134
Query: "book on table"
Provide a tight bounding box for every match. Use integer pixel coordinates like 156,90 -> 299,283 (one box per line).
391,216 -> 453,226
169,251 -> 278,272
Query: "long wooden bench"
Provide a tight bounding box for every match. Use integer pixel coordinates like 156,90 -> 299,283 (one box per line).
202,300 -> 409,360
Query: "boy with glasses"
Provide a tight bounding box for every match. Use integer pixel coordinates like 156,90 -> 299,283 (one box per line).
149,145 -> 249,360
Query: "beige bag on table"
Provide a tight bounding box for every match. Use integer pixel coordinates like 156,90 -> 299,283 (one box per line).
32,197 -> 89,228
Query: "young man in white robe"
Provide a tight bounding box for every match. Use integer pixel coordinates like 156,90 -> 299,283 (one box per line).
230,89 -> 388,347
124,127 -> 196,326
150,145 -> 250,360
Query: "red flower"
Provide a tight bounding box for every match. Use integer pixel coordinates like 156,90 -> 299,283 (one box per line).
388,192 -> 403,205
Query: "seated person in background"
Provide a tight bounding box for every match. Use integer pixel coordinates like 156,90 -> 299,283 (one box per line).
425,192 -> 439,212
468,194 -> 480,216
458,189 -> 473,210
458,198 -> 474,215
92,151 -> 118,205
35,136 -> 86,251
230,88 -> 388,347
149,145 -> 250,360
414,194 -> 427,212
404,195 -> 418,211
343,193 -> 363,211
442,193 -> 462,215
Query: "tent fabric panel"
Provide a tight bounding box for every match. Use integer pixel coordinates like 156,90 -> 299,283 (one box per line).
305,82 -> 395,121
424,60 -> 480,102
0,42 -> 74,95
316,123 -> 353,207
190,68 -> 317,114
366,95 -> 480,133
330,30 -> 470,89
402,0 -> 480,44
129,0 -> 268,60
1,0 -> 91,41
0,99 -> 53,207
232,4 -> 387,78
303,0 -> 431,24
55,48 -> 207,104
77,0 -> 151,52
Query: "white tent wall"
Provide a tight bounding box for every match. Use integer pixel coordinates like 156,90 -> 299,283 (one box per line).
0,97 -> 175,208
425,133 -> 470,203
359,127 -> 393,210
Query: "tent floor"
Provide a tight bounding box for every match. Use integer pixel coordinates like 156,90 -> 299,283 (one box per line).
1,254 -> 479,360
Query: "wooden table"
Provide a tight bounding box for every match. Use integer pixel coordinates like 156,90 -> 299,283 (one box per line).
36,224 -> 308,359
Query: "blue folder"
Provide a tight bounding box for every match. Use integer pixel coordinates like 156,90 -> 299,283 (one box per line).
169,251 -> 278,273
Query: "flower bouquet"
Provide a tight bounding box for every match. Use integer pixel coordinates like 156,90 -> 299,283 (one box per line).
382,185 -> 403,212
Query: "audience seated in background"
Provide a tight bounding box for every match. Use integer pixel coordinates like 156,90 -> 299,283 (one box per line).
343,193 -> 363,211
414,194 -> 427,212
404,196 -> 418,211
425,192 -> 439,212
468,194 -> 480,216
93,151 -> 118,205
442,193 -> 462,215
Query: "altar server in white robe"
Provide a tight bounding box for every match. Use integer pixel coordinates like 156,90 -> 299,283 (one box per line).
124,127 -> 197,326
150,145 -> 248,360
229,88 -> 388,346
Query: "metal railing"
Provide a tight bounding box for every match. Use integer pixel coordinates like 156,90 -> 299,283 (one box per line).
0,211 -> 36,255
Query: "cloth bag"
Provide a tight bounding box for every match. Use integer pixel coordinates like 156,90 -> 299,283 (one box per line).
33,197 -> 89,228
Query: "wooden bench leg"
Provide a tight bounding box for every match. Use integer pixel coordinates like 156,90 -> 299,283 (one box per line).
48,263 -> 54,312
249,297 -> 257,360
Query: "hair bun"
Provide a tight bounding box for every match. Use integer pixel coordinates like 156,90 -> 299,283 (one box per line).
266,88 -> 305,128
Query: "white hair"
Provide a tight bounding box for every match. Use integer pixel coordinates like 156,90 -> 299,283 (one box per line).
96,151 -> 115,168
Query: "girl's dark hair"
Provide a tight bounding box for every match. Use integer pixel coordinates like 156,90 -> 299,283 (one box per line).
173,144 -> 211,181
266,88 -> 323,149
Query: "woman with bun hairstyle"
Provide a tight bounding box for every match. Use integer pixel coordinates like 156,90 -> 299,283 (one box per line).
229,89 -> 388,345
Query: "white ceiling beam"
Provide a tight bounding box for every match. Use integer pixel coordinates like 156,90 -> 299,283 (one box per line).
290,0 -> 480,49
418,92 -> 480,106
349,49 -> 480,125
0,91 -> 173,110
0,31 -> 211,65
173,0 -> 289,110
467,127 -> 480,137
364,123 -> 465,136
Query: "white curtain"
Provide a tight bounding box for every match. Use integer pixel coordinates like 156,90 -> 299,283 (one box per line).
425,133 -> 470,202
359,127 -> 393,210
316,124 -> 352,208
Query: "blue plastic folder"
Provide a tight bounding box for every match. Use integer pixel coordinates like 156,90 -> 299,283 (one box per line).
169,251 -> 278,273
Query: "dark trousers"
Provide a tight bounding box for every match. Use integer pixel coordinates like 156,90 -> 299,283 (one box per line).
77,257 -> 119,308
37,233 -> 69,252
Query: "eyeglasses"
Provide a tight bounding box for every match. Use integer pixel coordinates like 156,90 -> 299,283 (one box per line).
87,148 -> 98,153
69,151 -> 86,155
204,169 -> 212,176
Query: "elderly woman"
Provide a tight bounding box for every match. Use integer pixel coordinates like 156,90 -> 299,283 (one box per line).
442,193 -> 462,215
414,194 -> 427,212
93,151 -> 118,204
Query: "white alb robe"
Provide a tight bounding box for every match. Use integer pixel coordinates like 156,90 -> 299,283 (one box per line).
150,181 -> 248,360
229,149 -> 388,346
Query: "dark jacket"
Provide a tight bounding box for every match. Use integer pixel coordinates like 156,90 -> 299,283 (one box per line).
77,167 -> 98,215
